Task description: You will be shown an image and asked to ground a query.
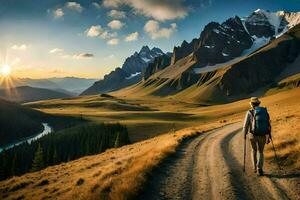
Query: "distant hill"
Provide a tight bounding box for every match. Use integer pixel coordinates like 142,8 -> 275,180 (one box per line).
81,46 -> 165,95
48,77 -> 97,94
0,86 -> 72,103
0,77 -> 97,95
0,98 -> 45,146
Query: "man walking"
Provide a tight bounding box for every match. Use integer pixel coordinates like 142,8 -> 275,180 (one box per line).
243,97 -> 271,176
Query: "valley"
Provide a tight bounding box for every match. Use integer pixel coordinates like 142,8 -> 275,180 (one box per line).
0,6 -> 300,200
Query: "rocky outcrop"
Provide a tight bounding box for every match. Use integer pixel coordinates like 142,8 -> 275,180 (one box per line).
171,39 -> 198,64
143,54 -> 172,80
219,25 -> 300,96
193,16 -> 253,67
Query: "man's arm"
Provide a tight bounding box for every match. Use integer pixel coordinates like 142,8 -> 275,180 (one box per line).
243,111 -> 251,139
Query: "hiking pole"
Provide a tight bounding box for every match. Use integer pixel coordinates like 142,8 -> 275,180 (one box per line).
243,135 -> 246,172
270,138 -> 282,170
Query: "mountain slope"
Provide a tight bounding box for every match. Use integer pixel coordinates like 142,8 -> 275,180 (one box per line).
0,86 -> 72,103
112,10 -> 300,103
81,46 -> 165,95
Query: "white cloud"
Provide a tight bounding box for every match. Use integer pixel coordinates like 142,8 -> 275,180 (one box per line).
65,2 -> 83,12
102,0 -> 122,8
85,25 -> 117,39
107,10 -> 126,19
104,54 -> 115,60
49,48 -> 64,54
144,20 -> 177,39
85,25 -> 102,37
107,38 -> 119,45
53,8 -> 64,18
92,2 -> 101,9
102,0 -> 188,21
108,20 -> 125,30
11,44 -> 29,50
125,32 -> 139,42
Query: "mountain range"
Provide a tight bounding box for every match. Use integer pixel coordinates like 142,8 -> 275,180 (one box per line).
110,9 -> 300,104
81,46 -> 166,95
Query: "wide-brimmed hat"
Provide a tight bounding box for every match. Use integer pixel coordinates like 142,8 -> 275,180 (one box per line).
249,97 -> 261,105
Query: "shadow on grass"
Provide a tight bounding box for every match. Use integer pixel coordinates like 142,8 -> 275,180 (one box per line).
265,172 -> 300,179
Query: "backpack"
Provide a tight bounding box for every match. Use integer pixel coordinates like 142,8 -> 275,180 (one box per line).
250,107 -> 270,136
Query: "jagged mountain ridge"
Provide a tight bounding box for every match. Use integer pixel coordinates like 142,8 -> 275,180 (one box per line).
81,46 -> 165,95
111,10 -> 300,103
169,9 -> 300,71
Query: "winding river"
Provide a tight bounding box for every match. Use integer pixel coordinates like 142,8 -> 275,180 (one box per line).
0,123 -> 52,153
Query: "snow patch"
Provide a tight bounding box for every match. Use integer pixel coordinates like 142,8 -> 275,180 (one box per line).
141,57 -> 151,62
204,45 -> 215,49
125,72 -> 141,80
193,56 -> 243,74
222,53 -> 229,56
241,36 -> 270,56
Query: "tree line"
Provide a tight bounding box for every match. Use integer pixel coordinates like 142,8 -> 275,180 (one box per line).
0,123 -> 130,180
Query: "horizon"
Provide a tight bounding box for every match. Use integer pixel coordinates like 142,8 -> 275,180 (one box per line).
0,0 -> 299,79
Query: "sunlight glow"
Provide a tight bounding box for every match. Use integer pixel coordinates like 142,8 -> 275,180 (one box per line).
1,64 -> 11,77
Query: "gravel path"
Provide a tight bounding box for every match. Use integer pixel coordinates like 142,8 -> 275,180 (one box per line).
138,123 -> 300,200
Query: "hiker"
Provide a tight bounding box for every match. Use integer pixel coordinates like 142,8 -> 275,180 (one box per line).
243,97 -> 271,176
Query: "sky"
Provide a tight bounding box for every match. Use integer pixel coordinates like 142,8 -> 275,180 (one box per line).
0,0 -> 299,79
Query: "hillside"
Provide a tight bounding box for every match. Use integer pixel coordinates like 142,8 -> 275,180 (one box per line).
1,87 -> 300,199
0,99 -> 45,146
0,86 -> 72,103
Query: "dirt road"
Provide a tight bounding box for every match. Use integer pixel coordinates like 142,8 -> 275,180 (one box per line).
138,123 -> 300,200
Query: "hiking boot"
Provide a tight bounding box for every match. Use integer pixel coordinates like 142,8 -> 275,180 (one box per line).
258,169 -> 264,176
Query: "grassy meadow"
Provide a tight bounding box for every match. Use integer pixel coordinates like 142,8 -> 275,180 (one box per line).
1,87 -> 299,199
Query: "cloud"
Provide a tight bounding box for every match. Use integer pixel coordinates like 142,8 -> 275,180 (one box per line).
72,53 -> 94,59
65,2 -> 83,12
108,20 -> 125,30
107,38 -> 119,45
107,10 -> 126,19
85,25 -> 117,39
102,0 -> 122,8
104,54 -> 115,60
11,44 -> 29,50
53,8 -> 64,18
144,20 -> 177,39
125,32 -> 139,42
92,2 -> 101,9
49,48 -> 64,54
102,0 -> 188,21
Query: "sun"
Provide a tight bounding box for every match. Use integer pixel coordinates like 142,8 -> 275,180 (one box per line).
1,64 -> 11,77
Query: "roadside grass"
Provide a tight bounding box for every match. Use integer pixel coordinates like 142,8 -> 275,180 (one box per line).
0,121 -> 226,200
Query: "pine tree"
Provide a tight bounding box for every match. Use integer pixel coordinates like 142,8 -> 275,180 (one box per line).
31,143 -> 44,172
11,154 -> 17,176
53,147 -> 58,165
114,132 -> 120,148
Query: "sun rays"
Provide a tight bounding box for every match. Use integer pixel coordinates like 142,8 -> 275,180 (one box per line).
0,54 -> 21,99
1,64 -> 11,77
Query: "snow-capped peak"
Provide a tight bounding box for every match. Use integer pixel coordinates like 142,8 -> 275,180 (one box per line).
254,8 -> 264,13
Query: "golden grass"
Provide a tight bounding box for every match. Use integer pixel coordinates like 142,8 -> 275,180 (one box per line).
0,120 -> 226,200
2,86 -> 299,199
